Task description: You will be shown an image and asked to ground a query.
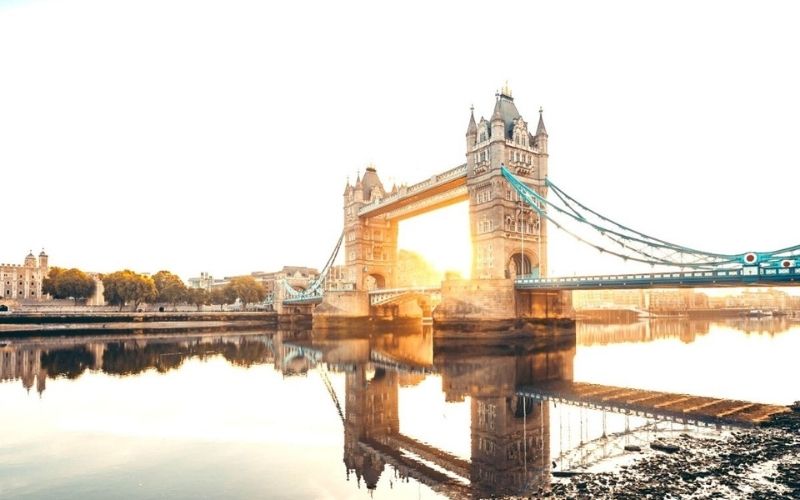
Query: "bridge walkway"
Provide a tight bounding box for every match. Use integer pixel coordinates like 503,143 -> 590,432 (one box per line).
358,439 -> 471,498
517,381 -> 789,426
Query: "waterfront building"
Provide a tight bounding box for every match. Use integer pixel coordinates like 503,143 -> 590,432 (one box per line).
187,272 -> 223,290
188,266 -> 319,293
0,250 -> 48,302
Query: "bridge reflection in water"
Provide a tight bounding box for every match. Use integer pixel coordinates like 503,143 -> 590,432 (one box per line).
1,323 -> 793,499
266,324 -> 789,497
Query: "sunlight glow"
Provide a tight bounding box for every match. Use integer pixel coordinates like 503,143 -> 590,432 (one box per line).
397,201 -> 471,279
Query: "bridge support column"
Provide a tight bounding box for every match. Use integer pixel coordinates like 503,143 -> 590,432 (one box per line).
433,279 -> 575,331
515,289 -> 574,323
313,290 -> 372,329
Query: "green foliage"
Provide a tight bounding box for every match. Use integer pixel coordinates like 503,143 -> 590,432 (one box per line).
43,267 -> 96,304
152,270 -> 188,307
102,270 -> 157,311
185,288 -> 210,311
209,288 -> 228,311
223,276 -> 267,308
42,267 -> 65,297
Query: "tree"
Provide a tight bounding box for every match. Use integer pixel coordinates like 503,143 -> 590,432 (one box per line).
102,270 -> 157,311
42,267 -> 65,297
55,268 -> 97,305
209,288 -> 228,311
185,288 -> 209,311
223,276 -> 267,309
152,270 -> 188,309
42,267 -> 96,304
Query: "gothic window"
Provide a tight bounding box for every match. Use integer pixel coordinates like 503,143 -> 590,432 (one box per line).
476,189 -> 492,204
504,216 -> 513,231
478,218 -> 493,234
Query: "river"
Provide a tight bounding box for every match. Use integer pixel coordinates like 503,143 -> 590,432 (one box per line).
1,318 -> 798,498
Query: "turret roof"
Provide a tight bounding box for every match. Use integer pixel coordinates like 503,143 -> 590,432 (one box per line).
536,107 -> 548,136
361,166 -> 384,200
490,93 -> 521,139
466,106 -> 477,136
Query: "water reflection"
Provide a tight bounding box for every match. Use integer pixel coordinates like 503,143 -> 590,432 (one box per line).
1,335 -> 274,396
1,320 -> 798,499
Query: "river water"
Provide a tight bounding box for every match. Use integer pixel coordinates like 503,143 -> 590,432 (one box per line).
1,318 -> 798,499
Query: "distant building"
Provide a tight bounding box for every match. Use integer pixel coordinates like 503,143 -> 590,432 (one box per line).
188,272 -> 222,290
250,266 -> 319,294
188,266 -> 319,293
708,289 -> 793,311
573,288 -> 709,312
0,250 -> 48,302
572,289 -> 646,310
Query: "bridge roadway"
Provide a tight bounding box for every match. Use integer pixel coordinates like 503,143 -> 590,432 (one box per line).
285,267 -> 800,307
515,266 -> 800,290
517,381 -> 789,427
368,287 -> 441,307
357,439 -> 471,498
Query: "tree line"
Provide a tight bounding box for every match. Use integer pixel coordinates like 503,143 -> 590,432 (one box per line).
43,268 -> 268,311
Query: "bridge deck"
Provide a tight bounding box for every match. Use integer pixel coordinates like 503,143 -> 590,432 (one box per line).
516,267 -> 800,290
358,439 -> 471,497
357,164 -> 467,220
389,433 -> 471,480
517,381 -> 789,426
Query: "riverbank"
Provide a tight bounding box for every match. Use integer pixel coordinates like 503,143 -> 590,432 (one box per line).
0,311 -> 276,336
541,403 -> 800,498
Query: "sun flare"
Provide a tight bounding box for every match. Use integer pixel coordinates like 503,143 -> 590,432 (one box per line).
397,201 -> 472,279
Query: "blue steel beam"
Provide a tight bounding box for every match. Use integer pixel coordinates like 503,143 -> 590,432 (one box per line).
515,266 -> 800,290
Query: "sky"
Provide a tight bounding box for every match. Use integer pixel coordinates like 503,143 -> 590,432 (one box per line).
1,0 -> 799,281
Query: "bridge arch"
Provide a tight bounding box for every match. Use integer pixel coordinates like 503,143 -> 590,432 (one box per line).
364,273 -> 387,290
507,251 -> 538,278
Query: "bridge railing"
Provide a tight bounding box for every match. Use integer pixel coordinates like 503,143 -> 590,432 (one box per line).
367,286 -> 442,295
358,164 -> 466,216
516,266 -> 800,289
368,286 -> 442,306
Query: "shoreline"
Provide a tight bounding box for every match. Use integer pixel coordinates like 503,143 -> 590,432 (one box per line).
0,311 -> 277,336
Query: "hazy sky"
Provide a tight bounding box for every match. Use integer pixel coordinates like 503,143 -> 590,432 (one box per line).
1,0 -> 799,280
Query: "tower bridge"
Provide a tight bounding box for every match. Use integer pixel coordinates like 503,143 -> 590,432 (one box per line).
269,86 -> 800,326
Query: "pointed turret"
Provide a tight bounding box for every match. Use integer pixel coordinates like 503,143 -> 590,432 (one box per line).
536,106 -> 548,136
354,172 -> 364,202
466,106 -> 477,136
491,95 -> 504,122
466,105 -> 478,153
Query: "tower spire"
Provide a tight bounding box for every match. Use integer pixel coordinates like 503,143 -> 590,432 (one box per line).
501,80 -> 512,98
466,105 -> 477,136
536,106 -> 548,136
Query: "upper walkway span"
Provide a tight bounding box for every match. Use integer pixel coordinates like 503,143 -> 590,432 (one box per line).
517,381 -> 789,427
357,164 -> 467,220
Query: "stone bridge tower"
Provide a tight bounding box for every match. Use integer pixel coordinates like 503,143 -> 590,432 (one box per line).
466,84 -> 549,280
342,167 -> 399,291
